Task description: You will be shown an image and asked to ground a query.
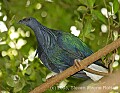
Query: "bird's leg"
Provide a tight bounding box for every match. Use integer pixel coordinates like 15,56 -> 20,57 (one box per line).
73,59 -> 82,70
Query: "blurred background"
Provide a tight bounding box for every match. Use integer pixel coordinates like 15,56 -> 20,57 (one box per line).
0,0 -> 120,93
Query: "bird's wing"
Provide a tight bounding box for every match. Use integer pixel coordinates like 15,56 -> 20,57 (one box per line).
56,32 -> 108,81
56,31 -> 107,68
40,52 -> 60,73
57,32 -> 93,59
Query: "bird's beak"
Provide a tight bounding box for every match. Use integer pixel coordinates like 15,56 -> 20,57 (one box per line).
18,20 -> 23,24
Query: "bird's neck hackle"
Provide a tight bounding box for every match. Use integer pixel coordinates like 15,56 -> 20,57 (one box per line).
30,22 -> 56,51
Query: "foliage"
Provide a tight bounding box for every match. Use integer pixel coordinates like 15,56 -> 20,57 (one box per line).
0,0 -> 120,93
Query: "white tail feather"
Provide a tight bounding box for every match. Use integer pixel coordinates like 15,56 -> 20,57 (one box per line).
83,64 -> 108,81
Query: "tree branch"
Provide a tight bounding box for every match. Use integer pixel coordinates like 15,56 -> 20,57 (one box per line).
29,38 -> 120,93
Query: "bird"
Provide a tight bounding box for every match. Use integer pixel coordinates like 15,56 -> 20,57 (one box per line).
18,17 -> 108,81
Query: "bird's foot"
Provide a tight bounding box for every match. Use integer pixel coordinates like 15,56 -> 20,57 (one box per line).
73,59 -> 82,70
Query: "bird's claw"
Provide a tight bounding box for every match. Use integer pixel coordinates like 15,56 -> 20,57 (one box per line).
74,59 -> 81,70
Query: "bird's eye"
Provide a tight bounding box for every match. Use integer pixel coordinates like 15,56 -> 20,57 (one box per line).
27,18 -> 31,21
23,18 -> 31,21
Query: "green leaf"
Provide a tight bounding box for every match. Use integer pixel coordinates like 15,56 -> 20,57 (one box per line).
75,20 -> 83,31
85,33 -> 95,40
0,44 -> 9,51
26,67 -> 32,75
13,78 -> 25,92
87,0 -> 95,8
84,18 -> 92,35
78,0 -> 88,6
77,6 -> 87,13
93,10 -> 107,24
6,77 -> 15,87
79,0 -> 95,8
0,31 -> 8,40
30,71 -> 36,81
113,0 -> 119,14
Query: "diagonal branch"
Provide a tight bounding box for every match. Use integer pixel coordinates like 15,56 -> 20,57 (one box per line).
29,38 -> 120,93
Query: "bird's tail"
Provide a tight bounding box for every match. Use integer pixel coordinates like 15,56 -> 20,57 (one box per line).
83,63 -> 108,81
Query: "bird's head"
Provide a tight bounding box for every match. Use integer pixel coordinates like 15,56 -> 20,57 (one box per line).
18,17 -> 38,27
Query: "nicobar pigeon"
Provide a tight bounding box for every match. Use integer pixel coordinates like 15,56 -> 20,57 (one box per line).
19,17 -> 108,81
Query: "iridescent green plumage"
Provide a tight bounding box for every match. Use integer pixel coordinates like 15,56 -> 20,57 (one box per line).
19,17 -> 107,80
